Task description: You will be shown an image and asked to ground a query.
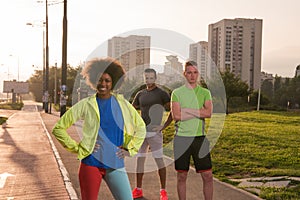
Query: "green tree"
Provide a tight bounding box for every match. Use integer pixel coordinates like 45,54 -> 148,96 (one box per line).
271,75 -> 300,109
249,90 -> 270,106
220,69 -> 249,113
27,64 -> 79,106
273,75 -> 282,103
261,79 -> 273,100
286,76 -> 300,108
27,69 -> 43,102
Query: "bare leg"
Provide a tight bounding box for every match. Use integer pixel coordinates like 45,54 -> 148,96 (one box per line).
177,171 -> 188,200
154,157 -> 166,189
136,157 -> 146,188
201,170 -> 213,200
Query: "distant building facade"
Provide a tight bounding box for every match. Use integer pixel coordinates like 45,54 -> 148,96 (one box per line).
108,35 -> 151,80
261,71 -> 274,84
189,41 -> 208,81
164,55 -> 183,75
208,18 -> 263,89
158,55 -> 183,86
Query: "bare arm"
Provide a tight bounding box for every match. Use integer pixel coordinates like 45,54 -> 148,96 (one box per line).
152,102 -> 173,132
164,102 -> 170,111
171,101 -> 194,121
160,112 -> 173,131
131,93 -> 140,109
183,100 -> 213,119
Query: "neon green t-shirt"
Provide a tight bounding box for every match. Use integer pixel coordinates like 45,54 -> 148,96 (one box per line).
171,85 -> 212,137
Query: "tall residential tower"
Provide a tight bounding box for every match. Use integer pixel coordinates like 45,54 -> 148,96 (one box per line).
189,41 -> 208,81
108,35 -> 151,80
208,18 -> 263,89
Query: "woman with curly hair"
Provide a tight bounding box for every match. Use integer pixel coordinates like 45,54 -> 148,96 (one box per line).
52,57 -> 146,200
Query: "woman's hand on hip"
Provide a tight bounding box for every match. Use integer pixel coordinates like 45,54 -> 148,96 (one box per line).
116,146 -> 130,158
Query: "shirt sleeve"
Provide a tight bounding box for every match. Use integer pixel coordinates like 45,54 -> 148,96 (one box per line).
123,100 -> 146,156
161,90 -> 171,105
52,103 -> 82,153
132,91 -> 140,108
171,90 -> 179,102
205,89 -> 212,101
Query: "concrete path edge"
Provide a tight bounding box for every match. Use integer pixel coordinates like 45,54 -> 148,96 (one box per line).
39,112 -> 79,200
212,178 -> 262,200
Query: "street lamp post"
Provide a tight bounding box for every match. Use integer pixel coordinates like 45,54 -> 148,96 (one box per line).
60,0 -> 67,117
8,54 -> 20,103
257,82 -> 262,111
9,54 -> 20,81
2,64 -> 10,80
17,57 -> 19,81
37,0 -> 63,113
26,21 -> 46,108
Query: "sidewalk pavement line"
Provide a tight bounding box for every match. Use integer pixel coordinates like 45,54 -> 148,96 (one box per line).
39,112 -> 79,200
212,178 -> 263,200
7,113 -> 17,120
165,156 -> 263,200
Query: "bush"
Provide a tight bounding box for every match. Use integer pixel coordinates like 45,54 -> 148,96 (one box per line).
0,117 -> 7,125
0,102 -> 24,110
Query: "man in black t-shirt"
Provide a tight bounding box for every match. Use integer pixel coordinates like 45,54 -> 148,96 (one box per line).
132,68 -> 171,200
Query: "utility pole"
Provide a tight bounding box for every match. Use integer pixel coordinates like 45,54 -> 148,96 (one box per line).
45,0 -> 50,113
60,0 -> 67,117
54,62 -> 57,104
43,27 -> 46,109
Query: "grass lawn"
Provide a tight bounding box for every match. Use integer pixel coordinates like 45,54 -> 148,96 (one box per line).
162,110 -> 300,200
211,111 -> 299,178
0,102 -> 23,125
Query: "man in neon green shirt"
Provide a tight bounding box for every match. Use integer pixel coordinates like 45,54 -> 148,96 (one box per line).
171,61 -> 213,200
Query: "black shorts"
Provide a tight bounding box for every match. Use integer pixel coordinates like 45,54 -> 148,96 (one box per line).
174,135 -> 212,172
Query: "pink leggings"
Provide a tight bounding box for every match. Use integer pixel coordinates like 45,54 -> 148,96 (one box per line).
79,163 -> 132,200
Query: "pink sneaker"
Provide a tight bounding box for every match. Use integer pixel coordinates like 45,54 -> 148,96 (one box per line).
132,188 -> 143,199
160,189 -> 168,200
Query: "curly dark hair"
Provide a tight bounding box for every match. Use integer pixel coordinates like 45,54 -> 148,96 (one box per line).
81,57 -> 125,90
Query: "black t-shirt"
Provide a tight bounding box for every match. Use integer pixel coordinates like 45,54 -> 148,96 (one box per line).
132,87 -> 170,131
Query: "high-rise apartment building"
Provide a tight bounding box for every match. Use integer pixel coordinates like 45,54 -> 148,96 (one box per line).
208,18 -> 263,89
189,41 -> 208,81
108,35 -> 151,80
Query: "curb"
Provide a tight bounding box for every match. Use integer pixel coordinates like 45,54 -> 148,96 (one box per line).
39,111 -> 79,200
213,178 -> 263,200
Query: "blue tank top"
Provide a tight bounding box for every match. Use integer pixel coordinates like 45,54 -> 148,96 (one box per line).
82,96 -> 124,169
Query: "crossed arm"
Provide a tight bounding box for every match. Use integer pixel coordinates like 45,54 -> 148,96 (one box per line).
171,100 -> 213,121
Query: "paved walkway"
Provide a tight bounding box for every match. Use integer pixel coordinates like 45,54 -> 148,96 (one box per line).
0,101 -> 263,200
0,101 -> 71,200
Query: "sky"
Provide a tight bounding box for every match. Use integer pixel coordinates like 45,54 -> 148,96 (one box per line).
0,0 -> 299,92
